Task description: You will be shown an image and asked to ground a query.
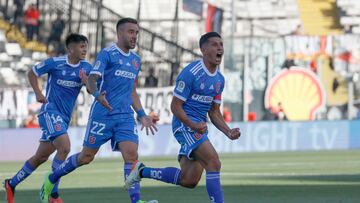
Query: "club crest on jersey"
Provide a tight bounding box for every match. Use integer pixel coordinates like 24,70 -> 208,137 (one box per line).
62,70 -> 66,76
94,61 -> 101,70
55,123 -> 62,131
216,81 -> 221,93
119,59 -> 123,65
36,62 -> 45,69
176,81 -> 185,93
89,135 -> 96,144
194,132 -> 202,140
200,83 -> 205,90
132,59 -> 139,69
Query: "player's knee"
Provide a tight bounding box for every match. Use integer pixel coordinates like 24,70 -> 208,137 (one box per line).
181,179 -> 199,188
34,154 -> 49,164
79,153 -> 94,165
180,173 -> 200,188
57,146 -> 70,157
122,151 -> 138,163
207,158 -> 221,171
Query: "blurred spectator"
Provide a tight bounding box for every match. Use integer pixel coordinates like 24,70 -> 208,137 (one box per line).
291,24 -> 303,35
47,10 -> 65,54
145,68 -> 158,87
223,106 -> 232,123
13,0 -> 25,29
24,112 -> 39,128
24,3 -> 40,41
355,103 -> 360,119
247,112 -> 256,121
344,25 -> 353,34
277,102 -> 287,121
281,59 -> 296,69
263,106 -> 277,120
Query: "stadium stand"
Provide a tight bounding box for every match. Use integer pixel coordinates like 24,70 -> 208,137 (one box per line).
297,0 -> 343,35
337,0 -> 360,34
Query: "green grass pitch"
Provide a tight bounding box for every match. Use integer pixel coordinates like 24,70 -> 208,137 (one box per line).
1,150 -> 359,203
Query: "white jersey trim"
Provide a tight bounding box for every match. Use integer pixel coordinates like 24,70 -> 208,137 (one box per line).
200,59 -> 218,77
32,66 -> 40,77
173,92 -> 187,101
90,71 -> 102,76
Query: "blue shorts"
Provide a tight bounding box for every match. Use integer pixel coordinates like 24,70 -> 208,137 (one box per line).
38,111 -> 69,142
83,117 -> 138,151
174,127 -> 209,161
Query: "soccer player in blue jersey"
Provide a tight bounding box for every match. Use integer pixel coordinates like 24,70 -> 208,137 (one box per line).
3,33 -> 91,203
39,18 -> 158,203
125,32 -> 241,203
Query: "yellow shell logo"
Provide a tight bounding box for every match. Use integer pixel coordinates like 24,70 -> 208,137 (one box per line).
265,68 -> 326,120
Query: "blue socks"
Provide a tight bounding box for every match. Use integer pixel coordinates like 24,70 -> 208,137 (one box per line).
141,167 -> 181,185
51,158 -> 64,194
124,163 -> 140,203
9,160 -> 35,188
206,172 -> 224,203
49,153 -> 79,184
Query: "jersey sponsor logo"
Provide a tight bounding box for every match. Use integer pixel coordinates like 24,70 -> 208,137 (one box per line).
56,79 -> 82,87
132,59 -> 139,69
176,81 -> 185,93
191,94 -> 213,103
94,61 -> 101,70
216,81 -> 221,93
114,70 -> 136,79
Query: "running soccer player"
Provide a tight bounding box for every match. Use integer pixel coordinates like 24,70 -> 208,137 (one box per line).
39,18 -> 158,203
3,33 -> 91,203
125,32 -> 241,203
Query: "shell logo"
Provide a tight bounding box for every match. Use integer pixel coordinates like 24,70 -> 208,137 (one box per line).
265,67 -> 326,120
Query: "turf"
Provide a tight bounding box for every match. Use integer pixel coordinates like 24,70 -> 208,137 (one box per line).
1,150 -> 359,203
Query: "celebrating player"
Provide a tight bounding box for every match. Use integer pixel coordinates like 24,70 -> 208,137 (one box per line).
3,33 -> 91,203
125,32 -> 241,203
39,18 -> 158,203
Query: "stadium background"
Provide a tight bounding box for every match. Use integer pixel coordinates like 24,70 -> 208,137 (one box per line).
0,0 -> 359,202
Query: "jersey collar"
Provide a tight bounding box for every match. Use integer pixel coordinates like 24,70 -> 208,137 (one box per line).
200,59 -> 218,77
114,43 -> 131,57
66,55 -> 81,68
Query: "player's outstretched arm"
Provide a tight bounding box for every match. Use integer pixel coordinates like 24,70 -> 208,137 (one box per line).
86,74 -> 112,111
208,103 -> 240,140
131,85 -> 158,135
27,69 -> 47,103
171,97 -> 207,134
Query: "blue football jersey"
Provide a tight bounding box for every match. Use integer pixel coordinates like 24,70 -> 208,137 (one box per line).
172,59 -> 225,133
89,43 -> 141,119
32,55 -> 92,123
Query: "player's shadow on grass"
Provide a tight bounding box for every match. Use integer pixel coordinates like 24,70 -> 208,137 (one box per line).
1,184 -> 359,203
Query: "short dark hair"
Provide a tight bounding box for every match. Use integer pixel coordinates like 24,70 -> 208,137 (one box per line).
199,32 -> 222,48
116,17 -> 138,32
65,33 -> 88,48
